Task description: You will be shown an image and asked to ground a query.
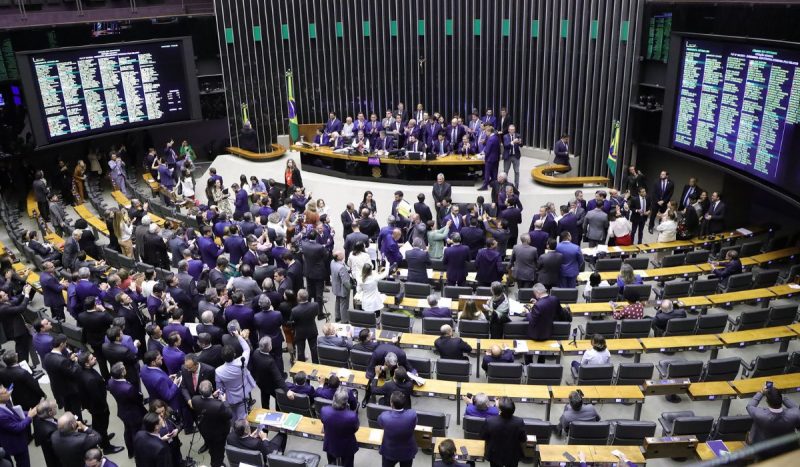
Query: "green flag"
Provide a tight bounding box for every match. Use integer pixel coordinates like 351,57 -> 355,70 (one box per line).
286,70 -> 299,142
607,120 -> 620,178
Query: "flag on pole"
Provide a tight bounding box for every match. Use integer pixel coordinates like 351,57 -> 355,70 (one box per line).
607,120 -> 620,178
286,70 -> 299,142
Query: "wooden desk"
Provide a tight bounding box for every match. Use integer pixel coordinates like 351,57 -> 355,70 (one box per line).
581,245 -> 642,257
551,385 -> 643,404
769,284 -> 800,299
289,361 -> 371,388
639,335 -> 724,354
480,339 -> 562,357
750,247 -> 800,265
296,144 -> 487,166
531,164 -> 610,187
142,173 -> 160,190
688,381 -> 738,417
566,302 -> 614,317
790,323 -> 800,336
410,378 -> 458,399
645,265 -> 703,281
460,382 -> 550,403
397,268 -> 446,282
432,438 -> 486,462
391,332 -> 478,351
227,144 -> 287,161
674,296 -> 713,311
718,326 -> 797,351
695,441 -> 746,461
639,240 -> 695,252
560,338 -> 643,357
730,373 -> 800,397
73,204 -> 110,235
109,191 -> 167,226
708,288 -> 777,306
537,445 -> 645,465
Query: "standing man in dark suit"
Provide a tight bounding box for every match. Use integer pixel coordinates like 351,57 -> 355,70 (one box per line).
553,133 -> 571,168
39,261 -> 67,321
414,194 -> 433,225
76,353 -> 123,453
108,362 -> 147,457
181,354 -> 216,409
290,289 -> 319,363
478,127 -> 501,191
50,412 -> 103,467
42,334 -> 83,418
502,125 -> 523,188
133,412 -> 174,467
320,388 -> 360,467
249,336 -> 293,410
77,297 -> 113,379
460,218 -> 485,260
340,203 -> 358,240
649,170 -> 674,233
510,234 -> 538,289
557,205 -> 580,246
434,324 -> 472,360
555,232 -> 583,288
629,187 -> 651,244
378,391 -> 418,467
0,352 -> 45,412
301,231 -> 328,306
432,173 -> 452,210
33,170 -> 50,222
191,380 -> 233,467
497,107 -> 512,136
678,177 -> 701,210
443,233 -> 471,286
0,384 -> 36,467
405,239 -> 431,284
0,284 -> 33,367
704,192 -> 726,234
102,326 -> 140,386
622,165 -> 647,194
33,400 -> 59,467
536,239 -> 563,290
525,283 -> 561,342
482,397 -> 527,467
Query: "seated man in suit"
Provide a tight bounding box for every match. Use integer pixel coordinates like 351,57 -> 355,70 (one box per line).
434,324 -> 472,360
462,392 -> 499,419
481,344 -> 514,372
711,249 -> 742,284
373,367 -> 414,408
287,371 -> 316,402
557,390 -> 600,436
353,328 -> 379,353
227,419 -> 287,462
404,134 -> 426,156
422,294 -> 452,318
652,299 -> 687,333
318,322 -> 353,349
431,132 -> 450,158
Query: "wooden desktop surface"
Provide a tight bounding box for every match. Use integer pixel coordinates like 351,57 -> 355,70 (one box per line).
718,326 -> 797,346
537,445 -> 645,464
695,441 -> 746,461
687,381 -> 738,400
640,335 -> 724,352
708,289 -> 777,305
461,382 -> 550,402
730,373 -> 800,396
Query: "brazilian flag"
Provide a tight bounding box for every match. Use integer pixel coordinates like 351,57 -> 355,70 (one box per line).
286,70 -> 299,142
607,120 -> 620,178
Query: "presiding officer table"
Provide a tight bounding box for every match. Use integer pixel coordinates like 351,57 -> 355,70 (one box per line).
293,143 -> 486,185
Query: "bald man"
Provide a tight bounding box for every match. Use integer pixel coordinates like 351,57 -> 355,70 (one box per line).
481,344 -> 514,372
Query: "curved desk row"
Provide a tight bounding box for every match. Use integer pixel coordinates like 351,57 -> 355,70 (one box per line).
226,143 -> 287,161
293,144 -> 484,185
531,163 -> 610,187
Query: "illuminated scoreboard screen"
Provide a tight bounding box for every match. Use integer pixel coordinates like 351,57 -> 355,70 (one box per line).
671,38 -> 800,197
18,38 -> 200,146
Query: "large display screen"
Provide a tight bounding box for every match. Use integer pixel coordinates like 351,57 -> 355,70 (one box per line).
17,38 -> 201,146
671,37 -> 800,197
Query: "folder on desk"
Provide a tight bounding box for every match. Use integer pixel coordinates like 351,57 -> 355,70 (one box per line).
258,412 -> 285,426
706,440 -> 730,457
379,330 -> 398,340
282,413 -> 303,430
513,340 -> 529,353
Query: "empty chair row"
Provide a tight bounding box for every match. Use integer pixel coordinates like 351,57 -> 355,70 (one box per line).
656,351 -> 800,382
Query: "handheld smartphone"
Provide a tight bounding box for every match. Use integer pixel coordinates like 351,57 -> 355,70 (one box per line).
563,452 -> 576,462
766,381 -> 774,389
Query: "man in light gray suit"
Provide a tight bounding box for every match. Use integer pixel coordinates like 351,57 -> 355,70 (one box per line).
330,250 -> 352,323
746,385 -> 800,456
230,264 -> 262,302
215,329 -> 256,420
62,229 -> 82,272
582,203 -> 609,247
510,234 -> 538,289
49,193 -> 68,236
557,390 -> 600,436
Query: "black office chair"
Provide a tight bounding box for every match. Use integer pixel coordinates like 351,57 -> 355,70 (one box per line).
487,362 -> 523,384
422,317 -> 453,335
475,286 -> 493,296
551,287 -> 579,304
407,356 -> 432,379
366,403 -> 392,428
611,420 -> 657,445
349,349 -> 372,371
660,254 -> 687,268
589,286 -> 619,303
462,415 -> 486,439
615,363 -> 654,386
719,272 -> 753,293
752,269 -> 781,288
623,284 -> 652,302
517,288 -> 534,302
567,421 -> 611,445
377,280 -> 402,295
523,418 -> 553,445
709,415 -> 753,441
502,321 -> 529,340
349,310 -> 377,328
701,357 -> 741,382
779,264 -> 800,284
696,313 -> 728,335
275,389 -> 314,417
578,320 -> 617,339
443,286 -> 473,299
655,317 -> 697,337
595,258 -> 623,272
551,322 -> 572,341
436,358 -> 471,382
741,352 -> 789,378
313,397 -> 333,417
624,257 -> 650,270
727,308 -> 769,331
656,360 -> 704,402
690,278 -> 720,296
618,318 -> 652,339
715,245 -> 741,262
417,410 -> 450,437
685,250 -> 710,265
226,445 -> 264,467
266,451 -> 321,467
404,282 -> 431,298
459,319 -> 490,338
572,364 -> 614,385
317,345 -> 349,368
739,241 -> 763,257
654,281 -> 692,301
380,312 -> 413,333
658,411 -> 714,442
765,302 -> 799,327
526,364 -> 562,386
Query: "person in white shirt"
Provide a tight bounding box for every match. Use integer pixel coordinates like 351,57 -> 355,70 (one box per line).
655,211 -> 678,262
341,117 -> 355,139
606,208 -> 633,246
571,334 -> 610,373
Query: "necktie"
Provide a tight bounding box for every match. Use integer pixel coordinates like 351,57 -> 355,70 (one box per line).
452,129 -> 457,142
193,370 -> 198,389
641,197 -> 645,212
440,142 -> 444,153
662,181 -> 666,194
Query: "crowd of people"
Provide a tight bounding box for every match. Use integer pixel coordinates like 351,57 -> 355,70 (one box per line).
0,118 -> 787,467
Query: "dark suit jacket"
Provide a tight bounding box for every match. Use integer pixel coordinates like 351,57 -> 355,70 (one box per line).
653,309 -> 688,332
679,184 -> 702,210
340,209 -> 358,238
290,302 -> 319,341
40,271 -> 66,308
537,252 -> 563,288
102,341 -> 139,383
191,395 -> 233,441
320,406 -> 360,458
133,431 -> 173,467
226,431 -> 282,462
248,350 -> 287,397
51,429 -> 102,467
405,248 -> 431,284
107,378 -> 146,422
414,202 -> 433,224
196,344 -> 225,368
33,417 -> 59,467
378,409 -> 418,461
482,415 -> 526,465
460,226 -> 485,260
434,336 -> 472,360
142,232 -> 170,269
365,344 -> 414,380
180,363 -> 216,402
526,295 -> 561,340
706,200 -> 726,233
443,244 -> 471,284
42,351 -> 82,404
432,182 -> 452,205
557,213 -> 580,245
301,241 -> 328,281
0,365 -> 45,410
653,179 -> 675,203
77,367 -> 109,413
76,310 -> 113,347
0,296 -> 30,339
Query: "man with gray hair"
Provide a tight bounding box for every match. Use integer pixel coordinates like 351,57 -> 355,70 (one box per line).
291,289 -> 320,363
142,222 -> 170,269
133,215 -> 151,262
249,336 -> 295,409
405,238 -> 431,284
511,233 -> 538,288
462,392 -> 499,418
526,283 -> 561,362
653,299 -> 687,334
197,310 -> 224,345
50,412 -> 103,467
422,294 -> 451,318
191,380 -> 233,467
434,324 -> 472,360
61,229 -> 83,272
330,249 -> 352,323
33,399 -> 60,467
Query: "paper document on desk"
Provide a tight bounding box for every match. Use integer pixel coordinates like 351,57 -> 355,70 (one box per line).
185,322 -> 199,337
736,228 -> 753,236
596,245 -> 609,253
466,272 -> 477,282
257,412 -> 285,426
438,297 -> 453,309
514,340 -> 529,353
789,284 -> 800,289
509,299 -> 526,316
334,324 -> 352,338
408,373 -> 426,386
282,413 -> 303,430
369,429 -> 382,442
336,368 -> 353,380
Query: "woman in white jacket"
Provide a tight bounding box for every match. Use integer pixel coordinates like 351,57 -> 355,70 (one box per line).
357,262 -> 389,315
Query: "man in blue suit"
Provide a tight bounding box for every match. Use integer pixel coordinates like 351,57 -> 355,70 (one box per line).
223,224 -> 247,265
442,233 -> 471,286
320,388 -> 360,467
0,384 -> 35,467
528,205 -> 557,238
526,284 -> 561,341
649,170 -> 674,233
442,205 -> 464,234
324,111 -> 343,134
479,127 -> 501,191
75,268 -> 105,312
198,226 -> 224,268
557,205 -> 580,246
232,183 -> 249,220
553,133 -> 570,168
502,125 -> 523,188
107,362 -> 146,456
382,229 -> 404,269
140,350 -> 182,414
446,118 -> 466,149
422,295 -> 452,318
40,261 -> 67,321
555,231 -> 584,288
378,391 -> 418,467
